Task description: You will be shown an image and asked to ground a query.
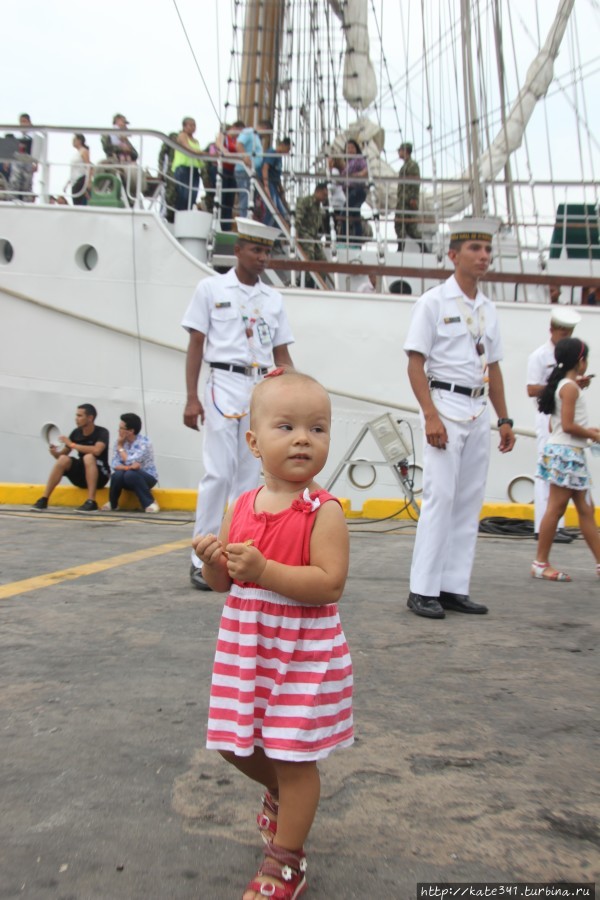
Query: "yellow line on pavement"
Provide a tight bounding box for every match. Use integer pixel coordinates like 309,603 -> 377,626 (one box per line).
0,538 -> 191,600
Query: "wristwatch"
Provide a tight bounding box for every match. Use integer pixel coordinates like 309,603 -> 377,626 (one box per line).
497,417 -> 514,428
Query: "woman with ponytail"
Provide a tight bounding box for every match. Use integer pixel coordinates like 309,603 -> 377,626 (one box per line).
534,337 -> 600,581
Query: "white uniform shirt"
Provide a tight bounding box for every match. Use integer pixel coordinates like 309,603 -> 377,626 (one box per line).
526,339 -> 555,407
403,274 -> 503,386
181,268 -> 294,368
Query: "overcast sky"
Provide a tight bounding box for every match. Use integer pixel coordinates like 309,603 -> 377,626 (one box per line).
1,1 -> 228,137
1,0 -> 598,192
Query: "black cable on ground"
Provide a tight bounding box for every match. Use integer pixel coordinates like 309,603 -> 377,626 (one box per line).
478,516 -> 580,539
479,517 -> 535,536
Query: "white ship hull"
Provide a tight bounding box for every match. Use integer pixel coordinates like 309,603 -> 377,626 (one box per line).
2,203 -> 600,510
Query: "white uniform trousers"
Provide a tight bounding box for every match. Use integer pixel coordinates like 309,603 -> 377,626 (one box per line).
533,410 -> 564,533
191,370 -> 261,566
410,392 -> 491,597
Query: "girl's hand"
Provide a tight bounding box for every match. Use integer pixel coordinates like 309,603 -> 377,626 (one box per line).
589,428 -> 600,443
225,541 -> 267,583
192,533 -> 225,567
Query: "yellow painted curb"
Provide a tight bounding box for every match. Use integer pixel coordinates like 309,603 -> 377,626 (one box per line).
0,483 -> 596,525
0,484 -> 197,512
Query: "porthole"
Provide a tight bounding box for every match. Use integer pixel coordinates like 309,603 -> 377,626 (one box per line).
0,239 -> 14,264
389,279 -> 412,295
507,475 -> 535,504
75,244 -> 98,271
348,460 -> 377,490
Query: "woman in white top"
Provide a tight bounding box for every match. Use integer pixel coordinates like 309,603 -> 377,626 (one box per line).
69,133 -> 92,205
533,337 -> 600,581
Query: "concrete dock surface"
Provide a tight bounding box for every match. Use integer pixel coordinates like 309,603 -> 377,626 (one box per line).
0,506 -> 598,899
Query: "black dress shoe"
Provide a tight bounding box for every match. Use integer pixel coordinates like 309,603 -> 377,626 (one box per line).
439,592 -> 488,614
190,565 -> 213,591
407,592 -> 445,619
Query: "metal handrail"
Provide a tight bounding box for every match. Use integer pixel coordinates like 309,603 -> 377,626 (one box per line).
1,124 -> 599,282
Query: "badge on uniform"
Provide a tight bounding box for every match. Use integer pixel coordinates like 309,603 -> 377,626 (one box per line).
444,316 -> 461,324
215,302 -> 232,308
256,318 -> 271,345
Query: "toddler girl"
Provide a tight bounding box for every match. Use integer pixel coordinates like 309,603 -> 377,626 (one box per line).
193,369 -> 353,899
533,337 -> 600,581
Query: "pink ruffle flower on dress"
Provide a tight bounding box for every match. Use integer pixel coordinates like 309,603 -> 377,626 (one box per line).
291,488 -> 321,514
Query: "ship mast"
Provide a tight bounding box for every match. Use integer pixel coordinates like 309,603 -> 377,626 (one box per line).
461,0 -> 484,216
238,0 -> 285,127
424,0 -> 576,218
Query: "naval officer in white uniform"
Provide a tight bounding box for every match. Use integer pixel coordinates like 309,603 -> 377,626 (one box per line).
526,307 -> 582,539
182,218 -> 294,590
404,218 -> 516,618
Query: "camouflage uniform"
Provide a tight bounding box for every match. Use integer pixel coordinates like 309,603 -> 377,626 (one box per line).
8,152 -> 35,202
201,143 -> 218,214
158,133 -> 179,223
395,156 -> 421,245
295,195 -> 325,261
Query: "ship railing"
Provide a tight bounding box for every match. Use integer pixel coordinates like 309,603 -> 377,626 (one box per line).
275,162 -> 600,284
1,124 -> 598,286
208,156 -> 600,295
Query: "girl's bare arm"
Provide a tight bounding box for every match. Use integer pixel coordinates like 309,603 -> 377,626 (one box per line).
192,503 -> 235,592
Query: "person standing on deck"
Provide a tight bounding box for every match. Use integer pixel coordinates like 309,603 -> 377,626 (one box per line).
173,117 -> 203,211
404,219 -> 516,619
234,120 -> 270,219
261,136 -> 291,228
395,142 -> 424,252
295,183 -> 329,261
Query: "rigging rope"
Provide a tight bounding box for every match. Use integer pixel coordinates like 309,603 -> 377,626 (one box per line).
171,0 -> 595,265
571,4 -> 597,193
504,0 -> 540,292
368,0 -> 402,157
170,0 -> 222,125
420,0 -> 441,240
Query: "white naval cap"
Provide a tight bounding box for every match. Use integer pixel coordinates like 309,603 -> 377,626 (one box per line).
235,217 -> 281,246
449,217 -> 500,242
550,307 -> 581,328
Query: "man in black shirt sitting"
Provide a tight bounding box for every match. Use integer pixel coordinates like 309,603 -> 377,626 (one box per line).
32,404 -> 110,512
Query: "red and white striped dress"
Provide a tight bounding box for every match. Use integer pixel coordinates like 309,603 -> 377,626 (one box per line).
206,487 -> 354,761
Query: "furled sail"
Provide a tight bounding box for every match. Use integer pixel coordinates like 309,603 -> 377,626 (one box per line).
328,0 -> 575,222
422,0 -> 576,217
329,0 -> 377,111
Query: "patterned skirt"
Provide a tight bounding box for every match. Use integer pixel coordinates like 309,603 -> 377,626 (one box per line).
537,443 -> 591,491
206,585 -> 354,761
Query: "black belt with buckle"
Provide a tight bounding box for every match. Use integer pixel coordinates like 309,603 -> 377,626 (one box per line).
210,362 -> 269,377
429,379 -> 486,398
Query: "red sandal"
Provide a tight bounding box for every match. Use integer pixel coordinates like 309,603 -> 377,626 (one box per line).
257,791 -> 279,843
243,840 -> 307,899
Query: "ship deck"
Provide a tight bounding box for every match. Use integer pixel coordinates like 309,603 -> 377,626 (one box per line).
1,505 -> 598,897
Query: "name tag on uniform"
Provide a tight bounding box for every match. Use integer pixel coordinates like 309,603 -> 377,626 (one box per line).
444,316 -> 461,324
257,318 -> 272,345
215,302 -> 231,308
